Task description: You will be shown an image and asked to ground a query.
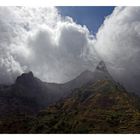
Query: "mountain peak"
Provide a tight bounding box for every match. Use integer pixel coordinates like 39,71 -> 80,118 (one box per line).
16,71 -> 34,84
96,61 -> 108,72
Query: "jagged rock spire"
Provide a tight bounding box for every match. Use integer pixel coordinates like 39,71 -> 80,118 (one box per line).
96,61 -> 108,72
16,71 -> 34,84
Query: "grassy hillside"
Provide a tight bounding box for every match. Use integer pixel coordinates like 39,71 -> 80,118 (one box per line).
1,80 -> 139,133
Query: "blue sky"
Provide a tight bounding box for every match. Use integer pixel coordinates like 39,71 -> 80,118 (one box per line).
58,7 -> 115,34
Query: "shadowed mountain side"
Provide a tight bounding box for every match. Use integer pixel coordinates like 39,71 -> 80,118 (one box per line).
0,80 -> 139,133
0,61 -> 113,116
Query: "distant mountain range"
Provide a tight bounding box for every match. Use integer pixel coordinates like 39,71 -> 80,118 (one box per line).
0,61 -> 140,133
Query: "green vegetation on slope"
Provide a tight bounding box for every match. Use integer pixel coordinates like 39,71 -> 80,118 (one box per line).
0,80 -> 140,133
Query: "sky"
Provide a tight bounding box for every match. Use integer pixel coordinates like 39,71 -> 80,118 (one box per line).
0,7 -> 140,95
58,7 -> 115,34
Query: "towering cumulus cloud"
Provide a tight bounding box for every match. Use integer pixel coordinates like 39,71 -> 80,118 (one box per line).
0,7 -> 99,84
95,7 -> 140,94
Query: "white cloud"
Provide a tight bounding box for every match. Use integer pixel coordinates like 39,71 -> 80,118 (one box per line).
27,19 -> 99,83
0,7 -> 99,84
95,7 -> 140,94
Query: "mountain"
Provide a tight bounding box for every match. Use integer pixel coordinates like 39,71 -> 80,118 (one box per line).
63,61 -> 113,91
0,61 -> 112,116
29,80 -> 140,133
0,79 -> 139,133
0,61 -> 140,133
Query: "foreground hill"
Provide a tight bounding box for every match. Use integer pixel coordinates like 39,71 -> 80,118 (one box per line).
28,80 -> 140,133
0,80 -> 140,133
